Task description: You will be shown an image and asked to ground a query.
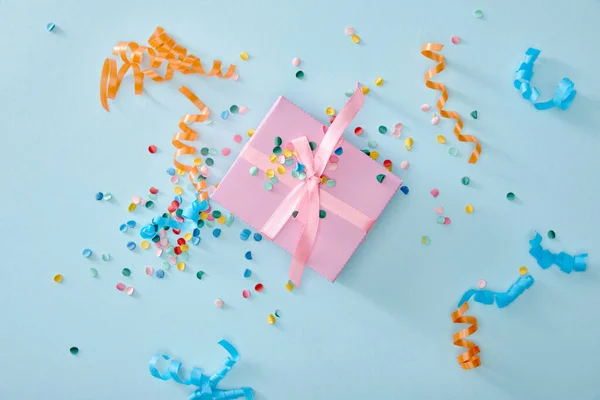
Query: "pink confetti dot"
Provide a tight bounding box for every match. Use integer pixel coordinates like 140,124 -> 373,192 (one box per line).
242,289 -> 251,298
233,134 -> 243,143
431,116 -> 440,125
444,217 -> 451,225
155,249 -> 163,257
169,256 -> 177,265
159,230 -> 167,238
345,27 -> 355,35
215,299 -> 224,308
391,130 -> 401,138
477,279 -> 487,289
200,165 -> 209,175
400,161 -> 409,170
430,188 -> 440,197
139,199 -> 146,206
278,155 -> 285,164
329,155 -> 339,163
160,238 -> 168,247
170,175 -> 179,184
285,142 -> 294,150
145,266 -> 154,275
132,195 -> 141,204
230,73 -> 239,81
451,36 -> 460,45
322,125 -> 328,134
222,147 -> 231,156
434,206 -> 444,215
292,57 -> 301,67
394,122 -> 403,131
125,287 -> 134,296
208,185 -> 216,193
116,283 -> 126,291
420,104 -> 431,112
238,106 -> 248,114
328,163 -> 338,171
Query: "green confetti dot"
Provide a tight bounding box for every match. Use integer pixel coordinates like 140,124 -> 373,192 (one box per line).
200,147 -> 209,156
295,70 -> 304,79
249,166 -> 259,176
274,137 -> 283,146
274,310 -> 281,318
547,230 -> 556,239
205,158 -> 214,166
196,271 -> 205,280
319,210 -> 327,218
162,261 -> 171,270
291,170 -> 299,178
269,176 -> 279,184
209,148 -> 217,156
309,141 -> 317,151
89,268 -> 98,277
461,177 -> 470,186
436,216 -> 445,224
367,140 -> 378,149
103,193 -> 112,201
378,125 -> 388,134
166,246 -> 175,256
175,209 -> 183,217
292,211 -> 299,218
326,179 -> 336,188
506,192 -> 516,201
470,110 -> 478,119
448,147 -> 458,157
122,268 -> 131,277
264,182 -> 273,191
273,146 -> 282,155
361,149 -> 371,156
70,347 -> 79,355
178,252 -> 189,261
473,9 -> 483,18
376,174 -> 386,183
148,193 -> 157,200
101,253 -> 110,262
212,210 -> 222,219
298,172 -> 306,180
285,158 -> 293,166
230,105 -> 239,113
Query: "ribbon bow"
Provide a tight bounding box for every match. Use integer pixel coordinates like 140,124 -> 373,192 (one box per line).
149,340 -> 254,400
260,84 -> 366,287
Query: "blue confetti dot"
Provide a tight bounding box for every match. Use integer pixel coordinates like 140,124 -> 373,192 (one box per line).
295,163 -> 305,173
140,224 -> 158,239
82,249 -> 92,258
243,269 -> 252,278
213,228 -> 221,238
192,228 -> 200,237
126,220 -> 136,228
400,186 -> 409,195
240,229 -> 251,241
192,236 -> 201,245
245,251 -> 252,260
174,195 -> 183,204
221,110 -> 229,120
119,224 -> 128,233
334,147 -> 343,156
166,167 -> 176,176
95,192 -> 104,201
156,269 -> 165,279
253,233 -> 263,242
127,241 -> 136,250
47,23 -> 56,32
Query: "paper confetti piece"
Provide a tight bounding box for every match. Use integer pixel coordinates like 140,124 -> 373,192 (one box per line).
422,43 -> 481,163
451,302 -> 481,370
529,232 -> 587,273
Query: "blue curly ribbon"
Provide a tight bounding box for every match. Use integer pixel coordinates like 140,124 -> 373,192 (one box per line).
140,199 -> 208,240
458,274 -> 534,308
514,48 -> 576,110
149,340 -> 254,400
529,232 -> 587,273
182,199 -> 209,221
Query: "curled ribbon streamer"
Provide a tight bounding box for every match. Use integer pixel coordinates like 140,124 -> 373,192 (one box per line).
529,232 -> 587,273
458,273 -> 534,308
149,340 -> 254,400
100,27 -> 236,111
514,48 -> 576,110
451,302 -> 481,370
422,43 -> 482,164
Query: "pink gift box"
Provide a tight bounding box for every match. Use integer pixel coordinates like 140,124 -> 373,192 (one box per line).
212,88 -> 402,284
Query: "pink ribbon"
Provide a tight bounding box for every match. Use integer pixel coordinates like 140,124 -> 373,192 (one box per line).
260,84 -> 366,287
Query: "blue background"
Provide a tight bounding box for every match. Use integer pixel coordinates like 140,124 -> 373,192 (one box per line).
1,1 -> 599,399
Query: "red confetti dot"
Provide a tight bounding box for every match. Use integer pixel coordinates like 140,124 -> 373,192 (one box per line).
254,283 -> 264,292
354,127 -> 363,135
172,229 -> 181,235
383,159 -> 392,168
174,246 -> 182,255
329,116 -> 336,124
148,145 -> 157,154
149,187 -> 159,194
222,147 -> 231,156
177,238 -> 186,245
171,200 -> 180,208
233,134 -> 243,143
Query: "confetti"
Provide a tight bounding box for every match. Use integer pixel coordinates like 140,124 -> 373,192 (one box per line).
400,161 -> 409,170
477,280 -> 487,289
249,166 -> 259,176
325,107 -> 336,116
421,236 -> 431,245
267,314 -> 276,324
255,283 -> 264,292
240,52 -> 249,61
253,233 -> 263,242
361,86 -> 369,94
506,192 -> 516,201
244,269 -> 252,278
95,192 -> 104,201
451,302 -> 481,370
547,230 -> 556,239
378,125 -> 387,134
53,274 -> 63,283
473,9 -> 483,18
213,228 -> 221,238
101,253 -> 110,261
145,267 -> 154,275
240,229 -> 251,241
436,135 -> 446,144
430,188 -> 439,197
125,287 -> 134,295
292,57 -> 301,67
400,186 -> 409,195
375,77 -> 384,86
461,176 -> 470,185
47,23 -> 56,32
351,34 -> 361,44
126,241 -> 136,251
448,147 -> 458,156
156,269 -> 165,279
239,106 -> 248,114
295,70 -> 304,79
376,174 -> 386,183
148,145 -> 157,154
89,268 -> 98,277
284,282 -> 294,291
383,159 -> 392,171
421,104 -> 431,112
404,137 -> 413,151
245,251 -> 252,260
274,310 -> 281,318
470,110 -> 478,119
69,347 -> 79,355
354,126 -> 364,135
196,271 -> 205,279
214,299 -> 224,308
434,206 -> 444,215
82,249 -> 92,258
116,283 -> 126,291
465,204 -> 474,214
122,268 -> 131,277
451,36 -> 460,45
345,27 -> 355,35
242,290 -> 251,299
431,115 -> 440,125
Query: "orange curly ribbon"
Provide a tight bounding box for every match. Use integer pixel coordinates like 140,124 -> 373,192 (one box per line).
100,27 -> 236,111
173,86 -> 210,200
422,43 -> 481,164
451,301 -> 481,370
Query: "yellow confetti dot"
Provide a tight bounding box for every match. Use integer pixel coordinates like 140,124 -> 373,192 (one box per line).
320,176 -> 328,185
325,107 -> 336,116
267,314 -> 276,324
519,266 -> 528,275
284,282 -> 294,291
193,158 -> 203,165
128,203 -> 136,212
405,137 -> 413,151
369,151 -> 379,160
53,274 -> 63,283
177,262 -> 186,271
283,149 -> 292,158
184,233 -> 192,241
277,165 -> 286,174
266,169 -> 275,178
174,186 -> 183,195
176,168 -> 185,176
269,154 -> 278,163
465,204 -> 474,214
240,51 -> 249,61
247,129 -> 255,137
217,215 -> 226,224
141,240 -> 150,249
375,77 -> 384,86
361,86 -> 370,95
180,244 -> 189,252
200,212 -> 208,220
436,135 -> 446,144
351,34 -> 361,44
